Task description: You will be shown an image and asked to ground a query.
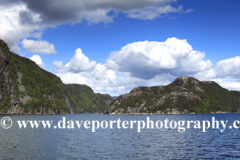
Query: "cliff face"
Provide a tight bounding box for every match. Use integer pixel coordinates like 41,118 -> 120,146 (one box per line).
0,40 -> 113,114
107,76 -> 240,115
0,40 -> 19,114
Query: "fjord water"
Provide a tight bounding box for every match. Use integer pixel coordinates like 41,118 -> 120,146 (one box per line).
1,114 -> 240,159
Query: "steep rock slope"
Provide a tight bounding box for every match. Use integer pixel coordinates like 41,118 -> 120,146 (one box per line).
0,40 -> 19,113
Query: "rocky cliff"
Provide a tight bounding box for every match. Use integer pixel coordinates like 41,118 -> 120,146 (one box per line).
0,40 -> 113,114
107,76 -> 240,115
0,40 -> 19,114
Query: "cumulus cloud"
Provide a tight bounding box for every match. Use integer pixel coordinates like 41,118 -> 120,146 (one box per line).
0,0 -> 192,52
54,48 -> 96,73
22,39 -> 56,54
106,37 -> 213,79
202,56 -> 240,92
216,56 -> 240,77
221,81 -> 240,91
53,61 -> 64,69
29,54 -> 45,68
0,4 -> 43,52
68,48 -> 96,72
207,78 -> 240,92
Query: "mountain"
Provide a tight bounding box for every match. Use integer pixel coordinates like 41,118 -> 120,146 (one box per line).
0,39 -> 113,114
112,96 -> 119,100
106,76 -> 240,115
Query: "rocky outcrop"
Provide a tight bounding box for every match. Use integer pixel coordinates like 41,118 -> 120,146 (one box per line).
64,92 -> 75,114
0,40 -> 18,114
170,76 -> 204,92
17,72 -> 31,105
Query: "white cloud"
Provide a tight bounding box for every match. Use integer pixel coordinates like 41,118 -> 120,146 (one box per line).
22,39 -> 56,54
106,37 -> 213,79
29,54 -> 45,69
92,63 -> 116,81
208,78 -> 240,91
0,4 -> 43,52
56,72 -> 89,85
221,81 -> 240,91
53,61 -> 64,69
54,48 -> 96,72
223,82 -> 240,91
82,9 -> 115,24
68,48 -> 96,72
216,56 -> 240,77
194,68 -> 217,80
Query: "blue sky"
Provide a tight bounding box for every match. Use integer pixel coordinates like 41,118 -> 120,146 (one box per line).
1,0 -> 240,96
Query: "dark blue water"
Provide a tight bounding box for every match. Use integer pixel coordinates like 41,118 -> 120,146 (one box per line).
1,113 -> 240,159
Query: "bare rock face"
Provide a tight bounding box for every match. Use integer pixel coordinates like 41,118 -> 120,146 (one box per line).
0,40 -> 19,114
171,76 -> 204,92
171,76 -> 199,87
64,92 -> 74,114
17,72 -> 31,105
0,47 -> 9,73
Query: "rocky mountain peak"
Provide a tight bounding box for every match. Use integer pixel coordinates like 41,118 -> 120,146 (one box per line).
170,76 -> 199,87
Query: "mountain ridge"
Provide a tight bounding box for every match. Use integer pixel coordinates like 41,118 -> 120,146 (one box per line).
106,76 -> 240,115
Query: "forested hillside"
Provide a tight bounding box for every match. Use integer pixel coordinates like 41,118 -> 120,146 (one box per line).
107,76 -> 240,114
0,39 -> 113,114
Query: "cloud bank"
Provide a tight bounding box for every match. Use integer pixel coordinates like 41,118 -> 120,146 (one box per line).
22,39 -> 56,54
106,38 -> 213,79
52,37 -> 240,96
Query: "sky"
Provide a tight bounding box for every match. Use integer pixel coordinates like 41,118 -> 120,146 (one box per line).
1,0 -> 240,96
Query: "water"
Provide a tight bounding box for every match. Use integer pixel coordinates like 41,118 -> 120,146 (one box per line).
1,113 -> 240,159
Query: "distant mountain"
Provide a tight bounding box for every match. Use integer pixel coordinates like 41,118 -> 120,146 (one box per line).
0,39 -> 113,114
106,76 -> 240,115
112,96 -> 119,100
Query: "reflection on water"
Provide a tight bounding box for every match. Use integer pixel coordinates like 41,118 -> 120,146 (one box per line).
1,114 -> 240,159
